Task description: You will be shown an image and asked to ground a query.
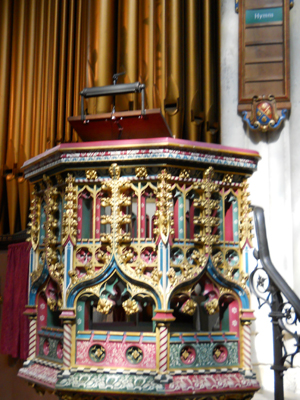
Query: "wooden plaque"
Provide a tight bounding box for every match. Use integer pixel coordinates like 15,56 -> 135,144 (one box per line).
238,0 -> 291,112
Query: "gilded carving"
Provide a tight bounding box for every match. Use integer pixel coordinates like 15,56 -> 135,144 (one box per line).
193,167 -> 220,254
240,181 -> 254,248
150,267 -> 162,285
191,249 -> 208,267
27,186 -> 40,250
100,233 -> 113,244
85,263 -> 95,276
120,247 -> 135,264
68,270 -> 78,285
100,164 -> 132,249
135,166 -> 148,178
212,251 -> 223,267
222,174 -> 233,185
85,169 -> 98,180
205,298 -> 219,315
44,175 -> 64,289
62,174 -> 78,246
179,169 -> 190,179
134,264 -> 146,278
31,250 -> 46,283
46,297 -> 62,312
181,299 -> 197,316
153,169 -> 174,244
167,268 -> 177,286
109,163 -> 121,179
97,298 -> 113,314
239,271 -> 249,290
31,266 -> 43,283
49,262 -> 64,287
122,299 -> 139,315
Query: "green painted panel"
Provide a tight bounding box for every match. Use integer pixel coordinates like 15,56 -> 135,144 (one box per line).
246,7 -> 282,24
76,300 -> 85,333
169,341 -> 238,369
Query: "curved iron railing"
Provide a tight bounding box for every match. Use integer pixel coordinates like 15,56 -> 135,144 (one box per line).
250,206 -> 300,400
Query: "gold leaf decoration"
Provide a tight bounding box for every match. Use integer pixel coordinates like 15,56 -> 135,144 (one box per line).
181,299 -> 197,316
167,268 -> 177,286
222,174 -> 233,184
62,174 -> 78,246
240,180 -> 254,248
122,299 -> 139,315
193,166 -> 220,254
85,263 -> 95,276
68,270 -> 78,285
153,169 -> 174,244
44,175 -> 64,289
239,271 -> 249,290
97,298 -> 113,314
47,297 -> 57,312
135,166 -> 148,178
205,298 -> 219,315
86,170 -> 98,180
27,186 -> 40,250
150,267 -> 162,285
179,169 -> 190,179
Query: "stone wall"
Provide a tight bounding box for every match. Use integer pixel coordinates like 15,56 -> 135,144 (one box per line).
221,0 -> 300,395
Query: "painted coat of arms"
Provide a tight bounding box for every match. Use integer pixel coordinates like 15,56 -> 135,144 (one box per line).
242,95 -> 287,133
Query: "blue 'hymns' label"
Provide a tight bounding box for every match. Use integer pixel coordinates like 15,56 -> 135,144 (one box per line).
246,7 -> 283,24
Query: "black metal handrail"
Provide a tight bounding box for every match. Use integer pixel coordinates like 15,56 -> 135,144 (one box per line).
250,206 -> 300,400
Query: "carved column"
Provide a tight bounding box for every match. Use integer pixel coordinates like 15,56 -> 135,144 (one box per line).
60,310 -> 76,371
153,310 -> 175,381
241,310 -> 255,374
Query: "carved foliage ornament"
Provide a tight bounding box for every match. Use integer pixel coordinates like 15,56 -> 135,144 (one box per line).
27,186 -> 40,250
44,175 -> 64,290
239,180 -> 254,248
181,299 -> 197,316
62,174 -> 78,246
193,167 -> 220,254
153,169 -> 174,244
122,299 -> 139,315
97,297 -> 114,314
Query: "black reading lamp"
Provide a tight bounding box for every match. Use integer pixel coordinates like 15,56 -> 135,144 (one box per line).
80,72 -> 146,121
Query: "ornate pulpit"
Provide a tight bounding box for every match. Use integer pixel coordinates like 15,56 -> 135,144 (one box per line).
18,106 -> 260,399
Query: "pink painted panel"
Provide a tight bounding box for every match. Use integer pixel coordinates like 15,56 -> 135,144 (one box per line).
18,363 -> 59,389
228,300 -> 240,337
31,137 -> 260,156
165,373 -> 260,394
36,295 -> 48,353
225,203 -> 233,241
76,340 -> 156,369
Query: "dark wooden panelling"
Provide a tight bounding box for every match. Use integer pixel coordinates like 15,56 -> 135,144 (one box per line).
245,62 -> 283,82
245,0 -> 283,9
245,44 -> 283,63
245,26 -> 283,45
244,81 -> 284,98
238,0 -> 290,110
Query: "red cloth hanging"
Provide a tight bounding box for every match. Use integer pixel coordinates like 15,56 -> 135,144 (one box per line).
0,242 -> 31,359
